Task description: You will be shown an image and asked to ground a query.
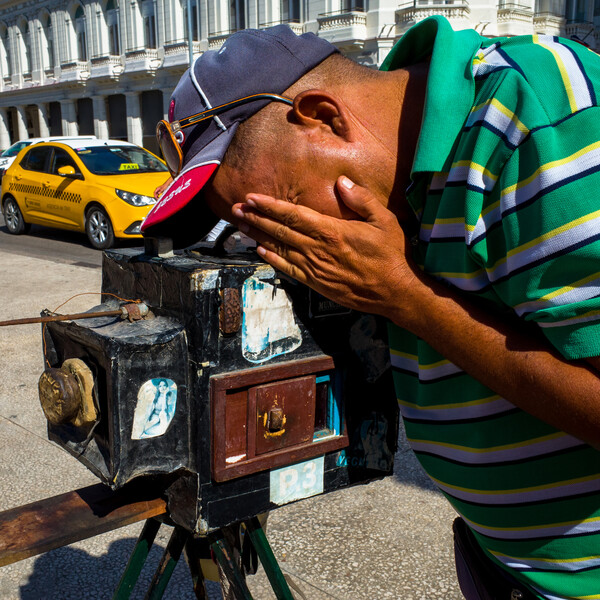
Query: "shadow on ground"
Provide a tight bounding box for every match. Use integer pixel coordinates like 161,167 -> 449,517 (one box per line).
18,536 -> 225,600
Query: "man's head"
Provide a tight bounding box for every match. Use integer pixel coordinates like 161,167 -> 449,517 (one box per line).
206,53 -> 403,223
142,26 -> 411,247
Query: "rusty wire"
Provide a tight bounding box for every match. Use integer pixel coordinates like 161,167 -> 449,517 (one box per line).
0,292 -> 142,327
41,292 -> 144,367
0,292 -> 142,369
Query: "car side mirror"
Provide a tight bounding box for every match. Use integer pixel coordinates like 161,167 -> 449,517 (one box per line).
57,165 -> 82,179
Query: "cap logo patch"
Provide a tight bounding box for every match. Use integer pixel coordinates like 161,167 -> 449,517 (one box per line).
141,162 -> 219,232
154,177 -> 192,213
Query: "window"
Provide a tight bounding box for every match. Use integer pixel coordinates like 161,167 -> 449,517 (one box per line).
22,146 -> 52,172
342,0 -> 364,10
43,14 -> 55,69
184,0 -> 199,41
18,20 -> 32,74
142,1 -> 157,48
230,0 -> 245,32
535,0 -> 566,15
281,0 -> 300,22
73,145 -> 168,175
144,15 -> 156,48
107,0 -> 120,55
0,26 -> 10,78
51,148 -> 81,175
75,6 -> 87,61
566,0 -> 586,21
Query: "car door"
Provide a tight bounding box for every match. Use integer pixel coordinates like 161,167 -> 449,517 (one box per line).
12,146 -> 53,225
42,146 -> 87,229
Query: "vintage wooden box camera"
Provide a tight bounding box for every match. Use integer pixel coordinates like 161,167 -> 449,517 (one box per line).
40,236 -> 398,534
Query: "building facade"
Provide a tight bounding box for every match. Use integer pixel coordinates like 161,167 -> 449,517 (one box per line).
0,0 -> 599,152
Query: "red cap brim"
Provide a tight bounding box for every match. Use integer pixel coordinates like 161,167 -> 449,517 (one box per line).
142,162 -> 218,232
141,162 -> 221,247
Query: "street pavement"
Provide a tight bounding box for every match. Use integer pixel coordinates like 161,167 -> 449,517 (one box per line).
0,239 -> 463,600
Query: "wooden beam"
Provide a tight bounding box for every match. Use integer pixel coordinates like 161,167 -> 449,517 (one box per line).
0,483 -> 167,567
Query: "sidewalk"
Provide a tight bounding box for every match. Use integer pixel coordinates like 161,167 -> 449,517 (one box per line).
0,248 -> 462,599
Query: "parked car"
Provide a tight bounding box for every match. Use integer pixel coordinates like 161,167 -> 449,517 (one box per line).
1,139 -> 169,249
0,136 -> 97,181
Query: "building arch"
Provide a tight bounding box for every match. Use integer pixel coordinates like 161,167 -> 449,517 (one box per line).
16,16 -> 32,76
0,22 -> 11,80
73,4 -> 88,61
140,0 -> 158,48
38,10 -> 56,72
105,0 -> 121,55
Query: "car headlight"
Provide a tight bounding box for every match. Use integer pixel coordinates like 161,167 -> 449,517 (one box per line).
115,189 -> 157,207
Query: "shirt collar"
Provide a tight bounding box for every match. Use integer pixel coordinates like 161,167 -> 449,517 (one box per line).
381,16 -> 482,200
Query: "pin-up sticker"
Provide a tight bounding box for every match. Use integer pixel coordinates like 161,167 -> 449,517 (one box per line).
241,276 -> 302,363
131,378 -> 177,440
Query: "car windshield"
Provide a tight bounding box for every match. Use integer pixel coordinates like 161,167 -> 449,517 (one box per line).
2,141 -> 32,157
73,145 -> 168,175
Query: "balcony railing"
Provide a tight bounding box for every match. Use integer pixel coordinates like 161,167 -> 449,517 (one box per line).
533,11 -> 566,32
60,61 -> 91,81
125,48 -> 159,61
497,2 -> 533,23
259,19 -> 303,35
89,55 -> 124,78
123,48 -> 162,73
207,28 -> 246,50
317,8 -> 367,35
396,0 -> 470,27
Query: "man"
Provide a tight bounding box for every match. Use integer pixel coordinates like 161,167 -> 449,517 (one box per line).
142,19 -> 600,599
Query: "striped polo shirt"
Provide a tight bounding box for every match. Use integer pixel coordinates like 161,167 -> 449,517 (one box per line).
382,17 -> 600,600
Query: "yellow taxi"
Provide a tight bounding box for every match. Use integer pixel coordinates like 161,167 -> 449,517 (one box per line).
1,138 -> 170,249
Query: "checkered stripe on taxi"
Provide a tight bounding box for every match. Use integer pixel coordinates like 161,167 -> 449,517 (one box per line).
9,182 -> 82,204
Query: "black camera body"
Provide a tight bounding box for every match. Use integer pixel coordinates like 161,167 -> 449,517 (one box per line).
42,241 -> 398,533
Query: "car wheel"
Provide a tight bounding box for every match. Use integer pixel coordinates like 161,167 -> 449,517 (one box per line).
3,196 -> 30,235
86,206 -> 115,250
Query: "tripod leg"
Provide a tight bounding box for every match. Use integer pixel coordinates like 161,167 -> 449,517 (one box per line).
210,527 -> 253,600
184,536 -> 211,600
244,517 -> 294,600
113,518 -> 162,600
144,525 -> 188,600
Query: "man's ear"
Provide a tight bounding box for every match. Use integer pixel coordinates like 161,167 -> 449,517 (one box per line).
292,89 -> 354,140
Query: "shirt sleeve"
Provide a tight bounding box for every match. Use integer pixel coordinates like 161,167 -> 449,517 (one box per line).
468,106 -> 600,360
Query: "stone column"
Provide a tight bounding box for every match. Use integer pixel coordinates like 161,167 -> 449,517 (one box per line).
0,108 -> 11,148
15,106 -> 28,140
61,100 -> 79,136
125,91 -> 143,146
37,104 -> 50,137
92,95 -> 110,139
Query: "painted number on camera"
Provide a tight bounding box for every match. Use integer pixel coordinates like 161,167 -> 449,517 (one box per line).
270,457 -> 324,505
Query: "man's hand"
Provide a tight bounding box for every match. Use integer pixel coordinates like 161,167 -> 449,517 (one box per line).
154,176 -> 173,199
232,176 -> 420,321
233,177 -> 600,447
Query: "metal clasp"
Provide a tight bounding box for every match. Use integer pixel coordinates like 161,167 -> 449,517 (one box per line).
511,590 -> 523,600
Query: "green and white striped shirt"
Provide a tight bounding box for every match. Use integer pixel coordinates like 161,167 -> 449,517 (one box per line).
383,16 -> 600,600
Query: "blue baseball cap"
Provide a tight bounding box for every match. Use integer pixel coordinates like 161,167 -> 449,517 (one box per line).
141,25 -> 338,246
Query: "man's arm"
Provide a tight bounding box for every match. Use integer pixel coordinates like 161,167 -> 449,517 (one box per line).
232,177 -> 600,448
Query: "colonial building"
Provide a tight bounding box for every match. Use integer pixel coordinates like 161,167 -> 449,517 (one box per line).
0,0 -> 598,152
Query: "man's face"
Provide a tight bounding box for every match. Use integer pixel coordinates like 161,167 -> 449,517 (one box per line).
205,147 -> 359,225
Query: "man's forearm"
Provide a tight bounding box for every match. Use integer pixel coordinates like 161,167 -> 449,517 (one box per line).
394,270 -> 600,448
